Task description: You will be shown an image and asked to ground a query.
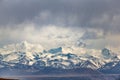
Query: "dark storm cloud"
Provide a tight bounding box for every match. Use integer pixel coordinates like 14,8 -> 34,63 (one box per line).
0,0 -> 120,32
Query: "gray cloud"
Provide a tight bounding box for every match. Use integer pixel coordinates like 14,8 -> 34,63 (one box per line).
81,31 -> 104,40
0,0 -> 120,32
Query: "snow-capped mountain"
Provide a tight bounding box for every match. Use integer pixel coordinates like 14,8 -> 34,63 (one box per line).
0,41 -> 44,54
0,41 -> 119,73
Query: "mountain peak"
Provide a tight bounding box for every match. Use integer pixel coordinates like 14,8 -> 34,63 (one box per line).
21,40 -> 29,45
18,41 -> 44,52
20,41 -> 30,49
102,48 -> 111,58
0,41 -> 44,54
101,48 -> 117,59
48,47 -> 62,53
102,48 -> 110,55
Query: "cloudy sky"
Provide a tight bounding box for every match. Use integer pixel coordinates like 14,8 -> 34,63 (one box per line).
0,0 -> 120,52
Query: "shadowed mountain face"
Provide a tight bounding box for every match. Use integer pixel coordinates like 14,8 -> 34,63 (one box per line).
0,68 -> 109,80
0,78 -> 18,80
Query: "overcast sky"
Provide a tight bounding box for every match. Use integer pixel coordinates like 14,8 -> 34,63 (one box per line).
0,0 -> 120,51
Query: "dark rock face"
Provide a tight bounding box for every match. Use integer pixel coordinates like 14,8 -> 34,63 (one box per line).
0,67 -> 108,80
0,78 -> 18,80
48,47 -> 62,53
102,48 -> 111,59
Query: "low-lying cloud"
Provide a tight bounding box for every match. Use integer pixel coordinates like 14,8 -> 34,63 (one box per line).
0,23 -> 106,50
0,0 -> 120,51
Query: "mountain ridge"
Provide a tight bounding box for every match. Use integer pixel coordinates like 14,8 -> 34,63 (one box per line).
0,41 -> 120,74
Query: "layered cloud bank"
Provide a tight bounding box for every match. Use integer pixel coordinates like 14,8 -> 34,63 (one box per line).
0,0 -> 120,31
0,0 -> 120,53
0,24 -> 104,49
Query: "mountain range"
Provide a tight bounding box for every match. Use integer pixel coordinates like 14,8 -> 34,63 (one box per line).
0,41 -> 120,75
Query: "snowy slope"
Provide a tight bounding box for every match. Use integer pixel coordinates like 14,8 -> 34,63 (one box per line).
0,41 -> 119,72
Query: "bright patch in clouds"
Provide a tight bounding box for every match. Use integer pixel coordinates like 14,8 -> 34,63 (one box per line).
0,24 -> 84,49
0,0 -> 120,54
1,22 -> 120,54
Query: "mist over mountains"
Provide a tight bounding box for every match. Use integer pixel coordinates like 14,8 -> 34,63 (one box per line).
0,0 -> 120,80
0,41 -> 119,74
